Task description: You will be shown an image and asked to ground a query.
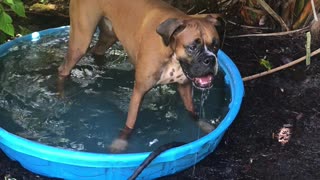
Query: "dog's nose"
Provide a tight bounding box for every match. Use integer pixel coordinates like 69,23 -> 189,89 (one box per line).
202,56 -> 216,67
203,59 -> 210,65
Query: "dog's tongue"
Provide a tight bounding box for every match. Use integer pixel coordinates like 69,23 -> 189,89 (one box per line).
194,75 -> 213,88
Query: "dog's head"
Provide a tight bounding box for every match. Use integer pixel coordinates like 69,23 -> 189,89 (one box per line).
157,14 -> 222,89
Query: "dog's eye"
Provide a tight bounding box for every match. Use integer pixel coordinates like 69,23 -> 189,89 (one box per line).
210,39 -> 220,53
186,44 -> 197,53
185,39 -> 201,53
194,38 -> 201,44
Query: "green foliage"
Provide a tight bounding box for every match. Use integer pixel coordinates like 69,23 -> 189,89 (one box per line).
259,58 -> 273,70
295,0 -> 307,16
0,6 -> 14,36
0,0 -> 26,39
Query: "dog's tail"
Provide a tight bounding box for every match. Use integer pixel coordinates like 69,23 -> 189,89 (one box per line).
128,141 -> 186,180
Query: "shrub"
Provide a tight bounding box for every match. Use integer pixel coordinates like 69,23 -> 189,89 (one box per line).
0,0 -> 26,42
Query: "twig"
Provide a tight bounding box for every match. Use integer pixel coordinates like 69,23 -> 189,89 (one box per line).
227,20 -> 272,30
311,0 -> 319,21
187,5 -> 195,14
226,27 -> 309,38
197,9 -> 207,14
256,0 -> 290,31
242,6 -> 266,15
242,48 -> 320,82
306,32 -> 311,65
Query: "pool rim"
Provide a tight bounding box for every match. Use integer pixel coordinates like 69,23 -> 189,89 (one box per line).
0,26 -> 244,172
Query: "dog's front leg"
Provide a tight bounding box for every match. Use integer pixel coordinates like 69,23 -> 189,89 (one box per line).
177,82 -> 215,134
109,83 -> 150,153
177,82 -> 197,118
109,125 -> 132,153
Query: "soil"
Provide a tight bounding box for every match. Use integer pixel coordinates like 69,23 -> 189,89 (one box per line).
1,2 -> 320,180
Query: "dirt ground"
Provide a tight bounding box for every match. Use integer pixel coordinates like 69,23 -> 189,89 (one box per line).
1,2 -> 320,180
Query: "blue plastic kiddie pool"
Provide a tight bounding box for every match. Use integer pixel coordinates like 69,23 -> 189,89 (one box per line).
0,26 -> 244,179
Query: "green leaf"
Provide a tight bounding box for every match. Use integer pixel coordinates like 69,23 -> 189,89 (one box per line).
3,0 -> 26,17
0,23 -> 14,36
259,58 -> 273,70
4,0 -> 14,6
0,11 -> 12,24
0,11 -> 14,36
10,1 -> 26,17
295,0 -> 306,18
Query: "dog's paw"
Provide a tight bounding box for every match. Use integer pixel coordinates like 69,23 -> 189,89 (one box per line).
57,76 -> 66,99
197,119 -> 215,134
109,138 -> 128,153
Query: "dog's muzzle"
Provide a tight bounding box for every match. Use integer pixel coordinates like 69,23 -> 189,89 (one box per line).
180,53 -> 218,90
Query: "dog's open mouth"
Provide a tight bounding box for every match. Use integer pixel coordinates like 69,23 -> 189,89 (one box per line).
179,61 -> 216,90
192,74 -> 214,89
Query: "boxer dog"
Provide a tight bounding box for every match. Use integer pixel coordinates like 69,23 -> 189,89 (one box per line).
58,0 -> 221,152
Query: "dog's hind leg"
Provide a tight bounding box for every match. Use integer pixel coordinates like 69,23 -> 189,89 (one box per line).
58,1 -> 102,77
90,18 -> 118,56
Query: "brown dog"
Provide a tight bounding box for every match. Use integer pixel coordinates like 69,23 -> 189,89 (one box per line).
58,0 -> 221,152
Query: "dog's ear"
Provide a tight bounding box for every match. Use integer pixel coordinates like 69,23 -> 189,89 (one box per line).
156,18 -> 185,46
204,14 -> 223,26
205,14 -> 226,47
189,13 -> 223,26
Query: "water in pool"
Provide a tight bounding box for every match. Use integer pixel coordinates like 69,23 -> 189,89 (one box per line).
0,29 -> 231,153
